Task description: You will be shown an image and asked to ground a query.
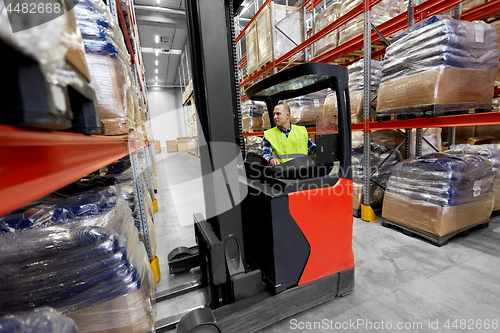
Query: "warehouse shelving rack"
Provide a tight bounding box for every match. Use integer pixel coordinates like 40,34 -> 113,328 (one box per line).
0,0 -> 158,270
237,0 -> 500,221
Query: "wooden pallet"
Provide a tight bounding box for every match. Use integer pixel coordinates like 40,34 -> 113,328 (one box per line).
376,104 -> 494,122
243,128 -> 264,134
381,218 -> 490,247
491,209 -> 500,217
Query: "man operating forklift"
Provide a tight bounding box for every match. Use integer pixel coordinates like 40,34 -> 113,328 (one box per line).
262,103 -> 316,166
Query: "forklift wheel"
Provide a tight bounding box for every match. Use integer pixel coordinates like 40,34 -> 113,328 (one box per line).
167,246 -> 193,274
177,308 -> 221,333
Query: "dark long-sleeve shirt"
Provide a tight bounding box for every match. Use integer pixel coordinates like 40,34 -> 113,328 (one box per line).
261,124 -> 316,162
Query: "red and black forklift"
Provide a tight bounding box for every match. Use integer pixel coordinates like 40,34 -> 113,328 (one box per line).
166,1 -> 354,332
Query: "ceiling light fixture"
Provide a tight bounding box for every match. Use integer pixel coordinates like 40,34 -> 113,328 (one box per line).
155,35 -> 159,43
155,60 -> 158,66
156,0 -> 160,4
155,48 -> 159,56
155,68 -> 158,74
155,76 -> 158,81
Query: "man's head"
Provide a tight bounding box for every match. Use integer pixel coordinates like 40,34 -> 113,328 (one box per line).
273,104 -> 290,127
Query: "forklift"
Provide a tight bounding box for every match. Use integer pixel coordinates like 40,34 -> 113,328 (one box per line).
167,1 -> 354,332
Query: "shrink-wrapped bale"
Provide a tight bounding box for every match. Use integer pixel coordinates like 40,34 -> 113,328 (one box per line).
245,22 -> 259,75
351,143 -> 402,211
0,308 -> 78,333
338,0 -> 401,45
377,16 -> 499,113
256,3 -> 303,68
0,199 -> 156,332
314,2 -> 341,57
323,60 -> 382,123
75,0 -> 137,134
245,136 -> 264,156
285,89 -> 328,125
447,144 -> 500,211
383,153 -> 495,236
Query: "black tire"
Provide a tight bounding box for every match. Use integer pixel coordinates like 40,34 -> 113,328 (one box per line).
177,308 -> 221,333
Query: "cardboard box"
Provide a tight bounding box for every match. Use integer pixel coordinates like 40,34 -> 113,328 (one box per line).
377,68 -> 496,112
177,142 -> 188,152
177,137 -> 188,144
166,140 -> 177,152
67,287 -> 153,333
467,136 -> 496,145
382,192 -> 493,236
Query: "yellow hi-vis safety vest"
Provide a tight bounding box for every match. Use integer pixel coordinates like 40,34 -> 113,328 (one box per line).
264,124 -> 309,163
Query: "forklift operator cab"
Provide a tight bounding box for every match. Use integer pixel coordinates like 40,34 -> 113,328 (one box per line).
175,63 -> 355,333
241,63 -> 354,294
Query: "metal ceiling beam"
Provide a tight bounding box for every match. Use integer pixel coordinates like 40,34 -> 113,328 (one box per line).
134,5 -> 185,16
136,15 -> 186,29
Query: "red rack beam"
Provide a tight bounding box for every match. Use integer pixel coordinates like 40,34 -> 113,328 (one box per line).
461,0 -> 500,21
115,0 -> 135,65
242,112 -> 500,137
0,125 -> 132,217
369,112 -> 500,130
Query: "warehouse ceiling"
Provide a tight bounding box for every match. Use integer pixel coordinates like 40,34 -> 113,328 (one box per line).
136,0 -> 301,88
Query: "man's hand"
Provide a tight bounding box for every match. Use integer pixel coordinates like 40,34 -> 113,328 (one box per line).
269,158 -> 280,166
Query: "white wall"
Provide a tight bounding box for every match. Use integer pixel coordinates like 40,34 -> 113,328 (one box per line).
147,87 -> 185,146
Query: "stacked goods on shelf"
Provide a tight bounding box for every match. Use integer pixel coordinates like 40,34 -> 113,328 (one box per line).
242,100 -> 266,132
246,21 -> 259,75
0,308 -> 78,333
245,136 -> 264,156
0,0 -> 101,133
447,144 -> 500,212
74,0 -> 137,135
377,16 -> 500,115
338,0 -> 401,45
0,196 -> 156,332
183,79 -> 194,104
490,20 -> 500,85
314,2 -> 341,57
352,143 -> 402,213
285,89 -> 329,126
250,3 -> 303,74
382,153 -> 494,237
323,59 -> 382,124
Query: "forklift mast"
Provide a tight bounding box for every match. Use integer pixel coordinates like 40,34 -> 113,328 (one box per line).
185,0 -> 249,306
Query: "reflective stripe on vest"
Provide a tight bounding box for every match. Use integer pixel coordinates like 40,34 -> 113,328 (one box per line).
264,125 -> 309,163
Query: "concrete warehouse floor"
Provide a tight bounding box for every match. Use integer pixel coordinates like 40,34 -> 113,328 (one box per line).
153,150 -> 500,333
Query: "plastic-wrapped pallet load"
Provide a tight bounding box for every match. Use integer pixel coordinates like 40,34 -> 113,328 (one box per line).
256,3 -> 303,69
447,144 -> 500,211
490,20 -> 500,85
0,308 -> 78,333
338,0 -> 401,45
382,153 -> 494,237
377,16 -> 500,114
245,136 -> 264,156
352,143 -> 402,213
0,0 -> 96,131
285,89 -> 329,126
242,100 -> 266,132
323,59 -> 382,124
0,197 -> 156,333
75,0 -> 136,135
314,2 -> 341,57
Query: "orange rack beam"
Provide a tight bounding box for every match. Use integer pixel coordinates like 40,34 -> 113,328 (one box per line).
0,125 -> 141,216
